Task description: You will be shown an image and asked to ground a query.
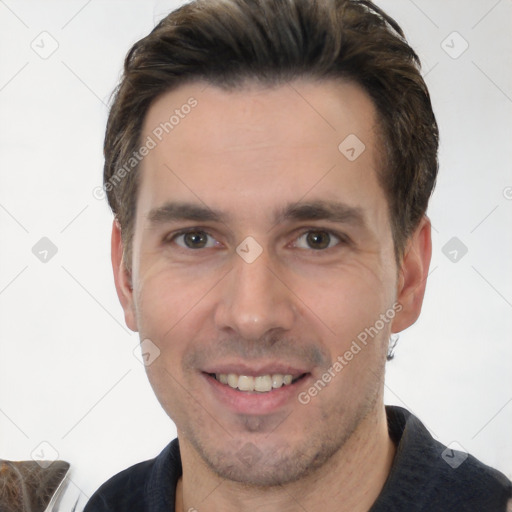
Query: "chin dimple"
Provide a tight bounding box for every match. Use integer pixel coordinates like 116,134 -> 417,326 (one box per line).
213,373 -> 297,392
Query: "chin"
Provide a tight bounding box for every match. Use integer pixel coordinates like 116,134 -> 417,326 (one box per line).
188,430 -> 348,488
207,452 -> 318,487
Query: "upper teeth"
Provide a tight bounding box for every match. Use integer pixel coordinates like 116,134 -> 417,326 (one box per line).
216,373 -> 293,392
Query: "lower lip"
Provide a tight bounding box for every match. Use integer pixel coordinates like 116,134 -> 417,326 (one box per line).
202,373 -> 310,415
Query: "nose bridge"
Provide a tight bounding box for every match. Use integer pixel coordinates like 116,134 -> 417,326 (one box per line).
214,247 -> 296,340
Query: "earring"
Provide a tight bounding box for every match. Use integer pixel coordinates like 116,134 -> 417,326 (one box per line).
387,334 -> 400,361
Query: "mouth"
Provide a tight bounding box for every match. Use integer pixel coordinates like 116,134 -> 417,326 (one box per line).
201,362 -> 313,414
208,372 -> 308,393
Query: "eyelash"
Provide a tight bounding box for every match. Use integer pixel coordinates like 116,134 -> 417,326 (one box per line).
165,228 -> 217,247
165,227 -> 350,252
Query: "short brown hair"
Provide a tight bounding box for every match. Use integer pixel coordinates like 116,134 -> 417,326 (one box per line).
104,0 -> 438,266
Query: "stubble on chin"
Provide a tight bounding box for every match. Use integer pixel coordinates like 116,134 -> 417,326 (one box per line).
180,380 -> 382,488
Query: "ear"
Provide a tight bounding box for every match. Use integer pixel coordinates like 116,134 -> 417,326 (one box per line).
111,219 -> 138,332
391,216 -> 432,333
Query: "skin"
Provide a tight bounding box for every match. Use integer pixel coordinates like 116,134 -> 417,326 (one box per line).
112,79 -> 431,512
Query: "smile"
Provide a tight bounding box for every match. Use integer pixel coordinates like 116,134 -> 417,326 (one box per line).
210,373 -> 306,393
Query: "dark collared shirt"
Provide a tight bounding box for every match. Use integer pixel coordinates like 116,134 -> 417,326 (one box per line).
84,406 -> 512,511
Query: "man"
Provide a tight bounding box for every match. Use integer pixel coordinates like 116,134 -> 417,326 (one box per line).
84,0 -> 512,510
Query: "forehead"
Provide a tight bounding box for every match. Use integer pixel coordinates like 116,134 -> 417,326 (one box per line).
137,79 -> 385,224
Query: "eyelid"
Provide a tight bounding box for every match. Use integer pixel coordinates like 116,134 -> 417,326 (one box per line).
163,226 -> 350,250
165,227 -> 221,248
291,228 -> 350,249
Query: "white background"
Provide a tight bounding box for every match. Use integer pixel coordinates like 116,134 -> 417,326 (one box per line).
0,0 -> 511,506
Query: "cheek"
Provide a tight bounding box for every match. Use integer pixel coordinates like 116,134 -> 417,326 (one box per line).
291,261 -> 395,347
134,257 -> 215,335
133,262 -> 225,391
134,270 -> 210,418
135,278 -> 182,340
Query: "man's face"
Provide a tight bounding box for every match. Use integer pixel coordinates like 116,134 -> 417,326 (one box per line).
114,80 -> 424,485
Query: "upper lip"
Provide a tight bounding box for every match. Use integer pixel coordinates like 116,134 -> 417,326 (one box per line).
202,361 -> 311,377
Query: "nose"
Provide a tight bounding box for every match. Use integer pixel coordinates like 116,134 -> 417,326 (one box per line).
213,248 -> 296,341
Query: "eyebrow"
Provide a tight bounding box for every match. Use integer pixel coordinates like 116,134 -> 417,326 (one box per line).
148,202 -> 228,224
275,200 -> 366,228
147,199 -> 366,228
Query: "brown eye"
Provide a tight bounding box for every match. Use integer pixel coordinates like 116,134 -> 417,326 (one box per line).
294,230 -> 341,250
306,231 -> 331,250
174,231 -> 216,249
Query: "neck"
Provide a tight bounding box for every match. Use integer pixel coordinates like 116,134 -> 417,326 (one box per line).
175,404 -> 395,512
